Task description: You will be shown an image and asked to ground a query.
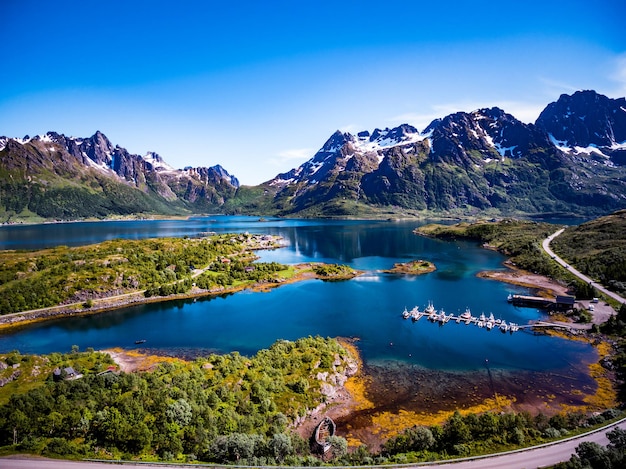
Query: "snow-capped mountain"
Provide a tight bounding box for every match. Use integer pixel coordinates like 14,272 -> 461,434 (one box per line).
536,90 -> 626,165
0,131 -> 239,220
270,124 -> 426,189
1,90 -> 625,221
264,90 -> 626,217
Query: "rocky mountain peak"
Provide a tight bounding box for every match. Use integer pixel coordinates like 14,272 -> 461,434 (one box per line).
536,90 -> 626,148
320,130 -> 353,153
143,152 -> 176,172
368,124 -> 419,146
208,164 -> 240,188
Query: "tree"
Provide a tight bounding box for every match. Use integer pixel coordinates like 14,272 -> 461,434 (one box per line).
269,433 -> 293,462
210,433 -> 257,462
166,398 -> 192,427
442,411 -> 471,450
328,435 -> 348,460
575,441 -> 610,469
7,409 -> 28,445
607,427 -> 626,450
409,426 -> 435,451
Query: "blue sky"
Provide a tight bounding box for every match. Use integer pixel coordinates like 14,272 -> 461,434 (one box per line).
1,0 -> 625,185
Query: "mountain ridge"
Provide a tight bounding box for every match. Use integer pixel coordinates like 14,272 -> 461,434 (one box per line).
254,90 -> 626,217
0,131 -> 240,222
2,90 -> 626,222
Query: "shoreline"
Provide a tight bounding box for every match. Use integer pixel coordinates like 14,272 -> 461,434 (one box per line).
0,262 -> 361,331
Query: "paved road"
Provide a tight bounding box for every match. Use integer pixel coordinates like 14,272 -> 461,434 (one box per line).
2,419 -> 625,469
436,418 -> 626,468
542,229 -> 626,305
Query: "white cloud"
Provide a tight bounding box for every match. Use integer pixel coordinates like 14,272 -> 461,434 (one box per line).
610,53 -> 626,96
268,148 -> 314,167
277,148 -> 314,160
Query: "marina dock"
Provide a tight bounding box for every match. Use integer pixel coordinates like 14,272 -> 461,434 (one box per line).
402,302 -> 577,334
402,305 -> 521,333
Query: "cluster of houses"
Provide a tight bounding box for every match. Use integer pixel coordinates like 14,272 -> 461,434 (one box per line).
52,365 -> 118,382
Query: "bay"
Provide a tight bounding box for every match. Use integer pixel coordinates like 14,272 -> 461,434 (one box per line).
0,216 -> 593,376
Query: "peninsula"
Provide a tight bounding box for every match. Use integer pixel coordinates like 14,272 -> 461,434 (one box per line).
0,233 -> 361,329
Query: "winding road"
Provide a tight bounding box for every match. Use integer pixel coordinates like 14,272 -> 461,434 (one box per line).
542,229 -> 626,305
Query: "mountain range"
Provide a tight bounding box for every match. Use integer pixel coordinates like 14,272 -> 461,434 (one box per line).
1,90 -> 625,222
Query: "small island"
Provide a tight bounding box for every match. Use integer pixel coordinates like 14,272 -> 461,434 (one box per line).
384,259 -> 436,275
311,263 -> 359,280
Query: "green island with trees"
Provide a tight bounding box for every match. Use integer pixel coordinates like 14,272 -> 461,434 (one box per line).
383,259 -> 436,275
0,233 -> 286,317
311,263 -> 359,280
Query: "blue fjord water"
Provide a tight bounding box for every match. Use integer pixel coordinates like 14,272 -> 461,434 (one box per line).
0,216 -> 594,375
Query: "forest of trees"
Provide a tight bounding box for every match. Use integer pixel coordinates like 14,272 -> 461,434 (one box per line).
0,337 -> 355,464
381,408 -> 622,464
0,233 -> 284,314
551,210 -> 626,296
0,337 -> 622,465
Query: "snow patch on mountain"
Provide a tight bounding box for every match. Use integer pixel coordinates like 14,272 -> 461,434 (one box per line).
143,152 -> 176,172
549,134 -> 572,152
85,154 -> 117,174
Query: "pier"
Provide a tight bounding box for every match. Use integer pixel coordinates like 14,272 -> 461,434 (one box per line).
507,293 -> 577,310
402,306 -> 520,333
507,294 -> 555,308
401,305 -> 575,334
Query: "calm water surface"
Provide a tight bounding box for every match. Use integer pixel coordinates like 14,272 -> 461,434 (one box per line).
0,216 -> 593,375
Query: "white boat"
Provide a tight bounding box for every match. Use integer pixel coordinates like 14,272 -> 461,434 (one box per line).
402,307 -> 410,319
499,321 -> 508,332
509,322 -> 519,332
477,320 -> 484,328
488,313 -> 495,322
486,321 -> 493,330
479,313 -> 487,322
424,301 -> 435,315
